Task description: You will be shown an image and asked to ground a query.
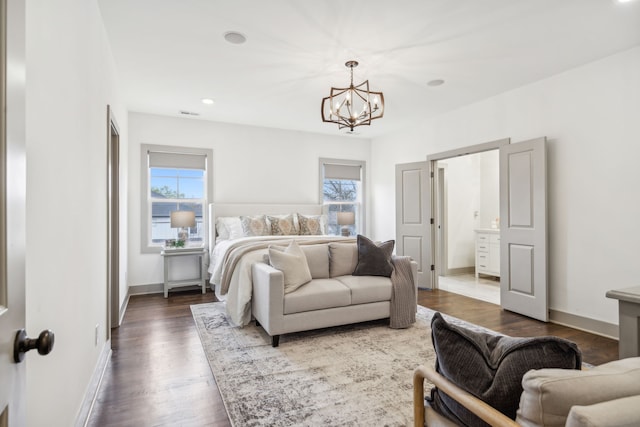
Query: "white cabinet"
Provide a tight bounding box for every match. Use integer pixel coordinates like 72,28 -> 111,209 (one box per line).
475,229 -> 500,278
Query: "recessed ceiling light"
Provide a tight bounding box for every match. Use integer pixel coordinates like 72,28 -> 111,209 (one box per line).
224,31 -> 247,45
617,0 -> 635,3
201,98 -> 214,105
427,79 -> 445,87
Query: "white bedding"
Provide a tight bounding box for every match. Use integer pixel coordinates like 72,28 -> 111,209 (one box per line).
208,235 -> 350,326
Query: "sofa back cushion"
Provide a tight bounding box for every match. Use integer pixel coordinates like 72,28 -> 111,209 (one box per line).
301,244 -> 329,279
328,242 -> 358,277
516,357 -> 640,427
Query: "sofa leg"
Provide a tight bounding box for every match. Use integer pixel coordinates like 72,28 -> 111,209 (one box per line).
255,319 -> 260,327
272,335 -> 280,347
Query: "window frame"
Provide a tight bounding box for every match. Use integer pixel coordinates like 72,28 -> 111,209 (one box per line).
141,144 -> 213,253
319,158 -> 366,236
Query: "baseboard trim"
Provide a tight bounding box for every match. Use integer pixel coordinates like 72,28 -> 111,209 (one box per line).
550,309 -> 618,340
128,282 -> 164,295
118,291 -> 130,326
75,343 -> 112,427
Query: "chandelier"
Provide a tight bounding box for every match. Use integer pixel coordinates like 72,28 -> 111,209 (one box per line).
321,60 -> 384,132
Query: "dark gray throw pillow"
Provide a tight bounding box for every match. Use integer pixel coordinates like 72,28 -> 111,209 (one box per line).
427,312 -> 582,427
352,235 -> 394,277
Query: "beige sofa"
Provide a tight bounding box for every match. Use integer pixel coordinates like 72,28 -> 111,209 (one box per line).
251,241 -> 418,347
414,357 -> 640,427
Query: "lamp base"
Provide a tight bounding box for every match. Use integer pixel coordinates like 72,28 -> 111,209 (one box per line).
341,227 -> 351,237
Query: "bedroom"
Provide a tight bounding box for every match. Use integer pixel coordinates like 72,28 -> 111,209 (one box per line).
3,0 -> 640,426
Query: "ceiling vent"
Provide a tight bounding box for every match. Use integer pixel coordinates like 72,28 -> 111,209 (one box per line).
179,110 -> 200,116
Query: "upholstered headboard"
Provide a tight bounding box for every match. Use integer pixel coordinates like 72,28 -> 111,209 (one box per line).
208,203 -> 324,246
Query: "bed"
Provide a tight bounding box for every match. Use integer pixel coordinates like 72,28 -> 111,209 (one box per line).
207,203 -> 353,326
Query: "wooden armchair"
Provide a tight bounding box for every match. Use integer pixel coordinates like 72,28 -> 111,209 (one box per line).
413,365 -> 519,427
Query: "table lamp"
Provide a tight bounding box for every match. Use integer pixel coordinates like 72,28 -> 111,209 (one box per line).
337,212 -> 355,237
170,210 -> 196,245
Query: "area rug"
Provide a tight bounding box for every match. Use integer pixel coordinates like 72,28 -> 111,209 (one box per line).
190,303 -> 491,426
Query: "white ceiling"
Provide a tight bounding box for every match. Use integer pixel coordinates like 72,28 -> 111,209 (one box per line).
98,0 -> 640,138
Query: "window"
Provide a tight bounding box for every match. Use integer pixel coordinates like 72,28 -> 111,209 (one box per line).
141,145 -> 213,253
319,158 -> 365,236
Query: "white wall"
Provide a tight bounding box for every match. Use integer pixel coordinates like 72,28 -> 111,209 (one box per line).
128,113 -> 371,287
371,46 -> 640,326
25,0 -> 128,425
479,150 -> 499,229
439,155 -> 480,269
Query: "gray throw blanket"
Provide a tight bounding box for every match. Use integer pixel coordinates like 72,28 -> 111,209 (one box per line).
390,256 -> 416,328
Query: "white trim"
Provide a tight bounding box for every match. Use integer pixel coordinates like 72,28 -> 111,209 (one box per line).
549,309 -> 618,340
74,344 -> 112,427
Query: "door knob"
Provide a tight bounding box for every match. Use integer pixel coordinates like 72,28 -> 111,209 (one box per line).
13,329 -> 55,363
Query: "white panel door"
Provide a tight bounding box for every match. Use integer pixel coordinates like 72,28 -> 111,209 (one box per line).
499,137 -> 548,321
0,0 -> 27,424
395,161 -> 431,288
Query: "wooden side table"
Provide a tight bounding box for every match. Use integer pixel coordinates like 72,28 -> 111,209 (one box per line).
161,247 -> 207,298
606,286 -> 640,358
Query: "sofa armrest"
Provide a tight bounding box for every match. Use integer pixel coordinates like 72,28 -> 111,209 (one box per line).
251,262 -> 285,335
413,365 -> 519,427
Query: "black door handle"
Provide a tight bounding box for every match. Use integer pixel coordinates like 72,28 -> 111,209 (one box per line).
13,329 -> 55,363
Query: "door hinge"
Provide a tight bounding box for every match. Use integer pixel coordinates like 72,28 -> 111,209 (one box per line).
430,265 -> 435,271
430,171 -> 434,178
430,218 -> 434,224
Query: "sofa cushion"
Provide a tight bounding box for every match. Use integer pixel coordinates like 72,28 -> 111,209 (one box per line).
335,275 -> 392,304
565,394 -> 640,427
428,312 -> 581,427
352,235 -> 394,277
268,241 -> 312,293
301,244 -> 329,279
328,242 -> 358,277
283,279 -> 351,314
516,357 -> 640,427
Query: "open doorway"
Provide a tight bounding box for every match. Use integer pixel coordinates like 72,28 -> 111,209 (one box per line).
433,149 -> 501,305
107,105 -> 120,334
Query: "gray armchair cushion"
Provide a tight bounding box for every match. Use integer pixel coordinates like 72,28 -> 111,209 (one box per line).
428,312 -> 582,427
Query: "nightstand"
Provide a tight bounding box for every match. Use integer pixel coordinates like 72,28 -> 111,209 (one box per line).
161,247 -> 207,298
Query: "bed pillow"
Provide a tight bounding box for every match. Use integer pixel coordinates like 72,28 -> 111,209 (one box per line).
216,216 -> 243,241
428,312 -> 582,427
268,241 -> 312,293
240,215 -> 270,236
297,214 -> 326,235
268,214 -> 297,236
352,235 -> 394,277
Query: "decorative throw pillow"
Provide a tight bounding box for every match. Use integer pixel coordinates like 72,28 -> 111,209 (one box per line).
268,241 -> 312,293
352,234 -> 394,277
240,215 -> 269,236
268,214 -> 296,236
297,214 -> 325,235
427,312 -> 582,427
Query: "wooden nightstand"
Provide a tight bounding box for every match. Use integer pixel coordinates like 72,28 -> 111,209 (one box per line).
161,247 -> 207,298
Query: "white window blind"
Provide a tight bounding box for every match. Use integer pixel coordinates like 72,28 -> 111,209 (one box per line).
323,163 -> 361,181
148,151 -> 207,170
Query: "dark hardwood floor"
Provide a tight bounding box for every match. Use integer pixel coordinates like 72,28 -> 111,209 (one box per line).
87,288 -> 618,426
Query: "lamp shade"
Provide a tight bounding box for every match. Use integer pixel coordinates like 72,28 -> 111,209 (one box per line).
170,210 -> 196,228
337,212 -> 355,226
